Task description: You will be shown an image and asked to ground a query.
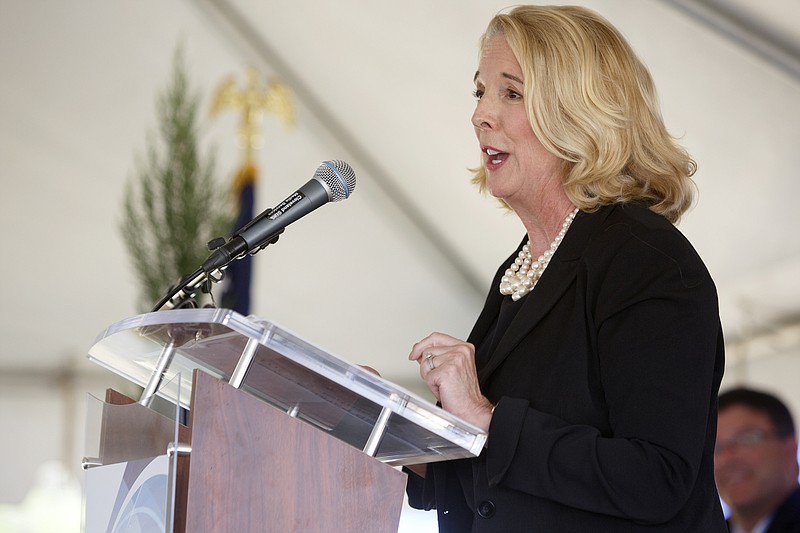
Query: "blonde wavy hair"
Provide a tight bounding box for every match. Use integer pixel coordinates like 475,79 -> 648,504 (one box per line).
472,5 -> 696,223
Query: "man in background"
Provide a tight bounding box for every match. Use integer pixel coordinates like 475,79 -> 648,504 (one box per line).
715,387 -> 800,532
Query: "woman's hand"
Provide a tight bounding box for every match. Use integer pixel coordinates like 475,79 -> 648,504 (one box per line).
409,332 -> 494,431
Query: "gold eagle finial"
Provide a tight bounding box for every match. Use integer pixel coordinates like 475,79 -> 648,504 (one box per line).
210,66 -> 295,163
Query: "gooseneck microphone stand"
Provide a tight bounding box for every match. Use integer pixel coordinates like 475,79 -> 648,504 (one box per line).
150,220 -> 283,312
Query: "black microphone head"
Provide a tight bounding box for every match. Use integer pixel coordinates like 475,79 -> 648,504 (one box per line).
315,160 -> 356,202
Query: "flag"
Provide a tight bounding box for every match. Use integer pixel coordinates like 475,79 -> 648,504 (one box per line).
221,163 -> 256,315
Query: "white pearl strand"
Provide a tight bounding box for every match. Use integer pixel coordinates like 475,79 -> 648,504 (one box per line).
499,208 -> 579,301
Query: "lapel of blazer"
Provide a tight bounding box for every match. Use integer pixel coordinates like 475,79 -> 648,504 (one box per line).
476,206 -> 615,385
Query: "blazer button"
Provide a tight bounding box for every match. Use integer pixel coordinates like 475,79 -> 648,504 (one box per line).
477,500 -> 496,518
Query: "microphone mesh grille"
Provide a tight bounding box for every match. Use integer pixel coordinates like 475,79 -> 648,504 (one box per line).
315,160 -> 357,202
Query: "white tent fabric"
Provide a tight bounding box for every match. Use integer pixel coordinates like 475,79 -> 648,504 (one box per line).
0,0 -> 798,520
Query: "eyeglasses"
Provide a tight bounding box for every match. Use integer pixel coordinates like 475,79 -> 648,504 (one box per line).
714,428 -> 776,455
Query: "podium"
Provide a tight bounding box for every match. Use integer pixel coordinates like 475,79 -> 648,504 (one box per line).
83,308 -> 486,532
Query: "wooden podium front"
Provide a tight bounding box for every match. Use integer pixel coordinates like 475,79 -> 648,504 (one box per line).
185,370 -> 405,532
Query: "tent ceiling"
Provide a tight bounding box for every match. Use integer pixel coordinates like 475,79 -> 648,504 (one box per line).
662,0 -> 800,80
1,0 -> 798,399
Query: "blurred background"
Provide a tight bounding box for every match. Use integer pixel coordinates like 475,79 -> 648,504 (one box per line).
1,0 -> 798,530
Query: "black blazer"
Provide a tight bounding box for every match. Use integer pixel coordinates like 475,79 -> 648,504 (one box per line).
408,203 -> 727,532
763,485 -> 800,532
724,486 -> 800,532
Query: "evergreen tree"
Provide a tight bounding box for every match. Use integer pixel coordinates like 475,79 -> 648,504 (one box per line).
121,46 -> 232,311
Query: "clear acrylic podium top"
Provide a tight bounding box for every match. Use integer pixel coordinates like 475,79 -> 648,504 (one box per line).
88,308 -> 486,466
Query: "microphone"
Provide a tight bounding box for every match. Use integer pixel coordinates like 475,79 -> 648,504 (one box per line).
202,160 -> 356,272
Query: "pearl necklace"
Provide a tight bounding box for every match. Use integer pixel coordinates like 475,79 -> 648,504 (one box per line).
499,208 -> 579,301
